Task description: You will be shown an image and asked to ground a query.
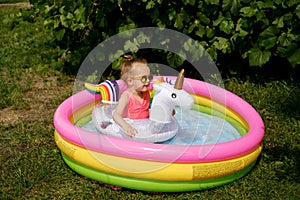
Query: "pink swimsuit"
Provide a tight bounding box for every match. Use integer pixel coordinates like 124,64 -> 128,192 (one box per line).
124,91 -> 150,119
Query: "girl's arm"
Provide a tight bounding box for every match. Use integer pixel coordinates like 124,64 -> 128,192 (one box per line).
113,93 -> 137,137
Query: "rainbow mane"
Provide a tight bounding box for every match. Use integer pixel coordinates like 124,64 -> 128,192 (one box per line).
85,80 -> 119,104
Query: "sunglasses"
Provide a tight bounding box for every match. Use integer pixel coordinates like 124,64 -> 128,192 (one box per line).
133,75 -> 153,83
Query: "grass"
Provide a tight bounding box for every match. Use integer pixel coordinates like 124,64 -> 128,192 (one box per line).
1,6 -> 299,200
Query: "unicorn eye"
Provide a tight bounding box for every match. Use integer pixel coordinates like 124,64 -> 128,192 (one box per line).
171,93 -> 177,98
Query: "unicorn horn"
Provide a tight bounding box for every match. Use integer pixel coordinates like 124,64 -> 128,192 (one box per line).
174,69 -> 185,90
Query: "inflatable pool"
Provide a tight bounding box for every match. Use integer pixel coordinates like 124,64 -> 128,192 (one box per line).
53,75 -> 264,192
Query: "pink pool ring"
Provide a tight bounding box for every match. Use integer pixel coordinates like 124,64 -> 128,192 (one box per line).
54,77 -> 264,163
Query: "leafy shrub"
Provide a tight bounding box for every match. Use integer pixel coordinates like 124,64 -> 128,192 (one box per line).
28,0 -> 300,74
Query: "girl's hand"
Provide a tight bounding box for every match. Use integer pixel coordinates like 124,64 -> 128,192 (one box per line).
113,93 -> 137,137
123,124 -> 137,137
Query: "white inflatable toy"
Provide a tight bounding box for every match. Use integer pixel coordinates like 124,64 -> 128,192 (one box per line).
91,69 -> 194,142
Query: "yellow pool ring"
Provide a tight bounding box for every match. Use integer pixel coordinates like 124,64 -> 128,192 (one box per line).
55,131 -> 262,181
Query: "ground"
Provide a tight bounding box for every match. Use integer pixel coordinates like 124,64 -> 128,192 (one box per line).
0,73 -> 74,126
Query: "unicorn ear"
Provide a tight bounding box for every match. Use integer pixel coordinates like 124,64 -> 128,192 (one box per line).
174,69 -> 184,90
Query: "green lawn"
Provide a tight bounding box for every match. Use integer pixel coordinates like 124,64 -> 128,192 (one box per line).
1,6 -> 299,200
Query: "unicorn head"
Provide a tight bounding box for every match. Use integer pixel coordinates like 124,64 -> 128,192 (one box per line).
150,69 -> 194,123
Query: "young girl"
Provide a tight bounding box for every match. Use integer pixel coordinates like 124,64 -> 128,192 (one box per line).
113,56 -> 153,137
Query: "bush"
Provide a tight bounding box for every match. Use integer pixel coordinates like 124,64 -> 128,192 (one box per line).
28,0 -> 300,74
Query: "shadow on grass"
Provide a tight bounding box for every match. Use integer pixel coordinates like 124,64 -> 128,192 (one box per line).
263,145 -> 300,183
277,87 -> 300,120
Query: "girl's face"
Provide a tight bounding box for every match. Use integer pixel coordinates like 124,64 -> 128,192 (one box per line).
129,64 -> 152,92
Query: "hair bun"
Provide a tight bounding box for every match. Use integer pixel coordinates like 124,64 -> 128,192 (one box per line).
122,55 -> 133,61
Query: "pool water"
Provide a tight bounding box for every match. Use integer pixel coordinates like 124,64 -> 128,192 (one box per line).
80,107 -> 242,145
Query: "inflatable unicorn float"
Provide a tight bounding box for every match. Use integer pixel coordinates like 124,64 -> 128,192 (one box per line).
87,69 -> 194,143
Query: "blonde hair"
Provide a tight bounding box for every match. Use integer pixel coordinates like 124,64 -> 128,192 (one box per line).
120,55 -> 148,81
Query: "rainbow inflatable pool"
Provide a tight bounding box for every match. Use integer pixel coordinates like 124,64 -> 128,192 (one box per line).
54,76 -> 264,192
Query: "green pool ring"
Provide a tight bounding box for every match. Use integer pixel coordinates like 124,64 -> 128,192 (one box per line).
62,153 -> 256,192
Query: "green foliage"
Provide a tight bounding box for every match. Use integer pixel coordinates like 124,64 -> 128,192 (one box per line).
0,6 -> 66,109
27,0 -> 300,72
